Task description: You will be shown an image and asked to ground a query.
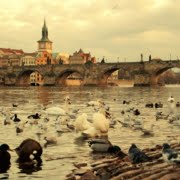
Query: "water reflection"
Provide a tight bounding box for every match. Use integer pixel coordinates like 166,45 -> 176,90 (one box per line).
73,136 -> 88,146
37,87 -> 51,107
0,166 -> 10,174
0,173 -> 9,179
18,160 -> 42,175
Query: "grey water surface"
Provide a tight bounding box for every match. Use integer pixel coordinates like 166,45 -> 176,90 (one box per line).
0,85 -> 179,179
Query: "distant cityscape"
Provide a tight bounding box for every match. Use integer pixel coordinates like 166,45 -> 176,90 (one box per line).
0,20 -> 179,86
0,20 -> 98,85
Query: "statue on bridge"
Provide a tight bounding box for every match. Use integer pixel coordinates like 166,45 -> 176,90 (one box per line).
47,56 -> 51,65
141,53 -> 143,62
149,54 -> 151,62
101,57 -> 105,63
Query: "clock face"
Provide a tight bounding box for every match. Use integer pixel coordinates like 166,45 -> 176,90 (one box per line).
40,43 -> 44,48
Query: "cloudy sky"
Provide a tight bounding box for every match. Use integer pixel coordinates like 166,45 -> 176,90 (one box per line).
0,0 -> 179,62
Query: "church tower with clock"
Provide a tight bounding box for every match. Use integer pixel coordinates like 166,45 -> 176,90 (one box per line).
37,19 -> 52,53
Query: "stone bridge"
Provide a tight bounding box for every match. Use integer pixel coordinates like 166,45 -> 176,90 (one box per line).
0,60 -> 179,86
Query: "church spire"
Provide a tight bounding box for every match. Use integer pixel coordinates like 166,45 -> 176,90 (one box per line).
37,19 -> 53,53
39,19 -> 51,42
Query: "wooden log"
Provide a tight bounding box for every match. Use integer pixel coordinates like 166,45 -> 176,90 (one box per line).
158,172 -> 180,180
143,169 -> 175,180
111,169 -> 146,180
91,157 -> 118,167
128,168 -> 168,180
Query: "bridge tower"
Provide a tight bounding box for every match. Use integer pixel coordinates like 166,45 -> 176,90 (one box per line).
37,19 -> 53,53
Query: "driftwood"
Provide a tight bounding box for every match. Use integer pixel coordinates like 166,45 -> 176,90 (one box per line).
66,142 -> 180,180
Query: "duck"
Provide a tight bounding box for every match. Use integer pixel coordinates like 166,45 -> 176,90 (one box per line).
28,113 -> 41,119
155,102 -> 163,108
121,110 -> 125,115
0,144 -> 12,171
128,144 -> 151,164
176,102 -> 180,107
11,114 -> 21,122
16,125 -> 24,134
156,111 -> 169,120
140,124 -> 155,136
123,100 -> 130,105
133,109 -> 140,116
15,138 -> 43,162
162,143 -> 180,166
88,139 -> 123,155
12,103 -> 18,107
145,103 -> 153,108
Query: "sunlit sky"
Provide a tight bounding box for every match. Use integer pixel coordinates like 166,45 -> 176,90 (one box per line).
0,0 -> 179,62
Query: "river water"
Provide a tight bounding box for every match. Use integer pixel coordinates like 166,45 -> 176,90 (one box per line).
0,85 -> 180,179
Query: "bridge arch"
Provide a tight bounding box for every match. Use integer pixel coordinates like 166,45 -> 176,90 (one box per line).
55,69 -> 84,86
99,66 -> 132,85
16,69 -> 44,86
155,66 -> 180,85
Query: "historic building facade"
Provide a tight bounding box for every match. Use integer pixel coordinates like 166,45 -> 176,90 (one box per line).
0,48 -> 24,67
69,49 -> 96,64
0,48 -> 24,56
21,53 -> 38,66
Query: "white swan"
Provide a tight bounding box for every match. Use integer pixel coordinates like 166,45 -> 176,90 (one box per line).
81,111 -> 110,138
167,96 -> 175,103
81,126 -> 99,138
75,100 -> 110,138
86,100 -> 102,107
44,96 -> 71,116
92,112 -> 109,136
74,113 -> 92,132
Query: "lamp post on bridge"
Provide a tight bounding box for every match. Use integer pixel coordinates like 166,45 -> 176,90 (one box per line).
117,57 -> 119,63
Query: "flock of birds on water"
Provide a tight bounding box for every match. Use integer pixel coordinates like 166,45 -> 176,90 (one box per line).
0,94 -> 180,174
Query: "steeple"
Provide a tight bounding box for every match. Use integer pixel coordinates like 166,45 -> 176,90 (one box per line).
37,19 -> 53,53
40,19 -> 51,42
